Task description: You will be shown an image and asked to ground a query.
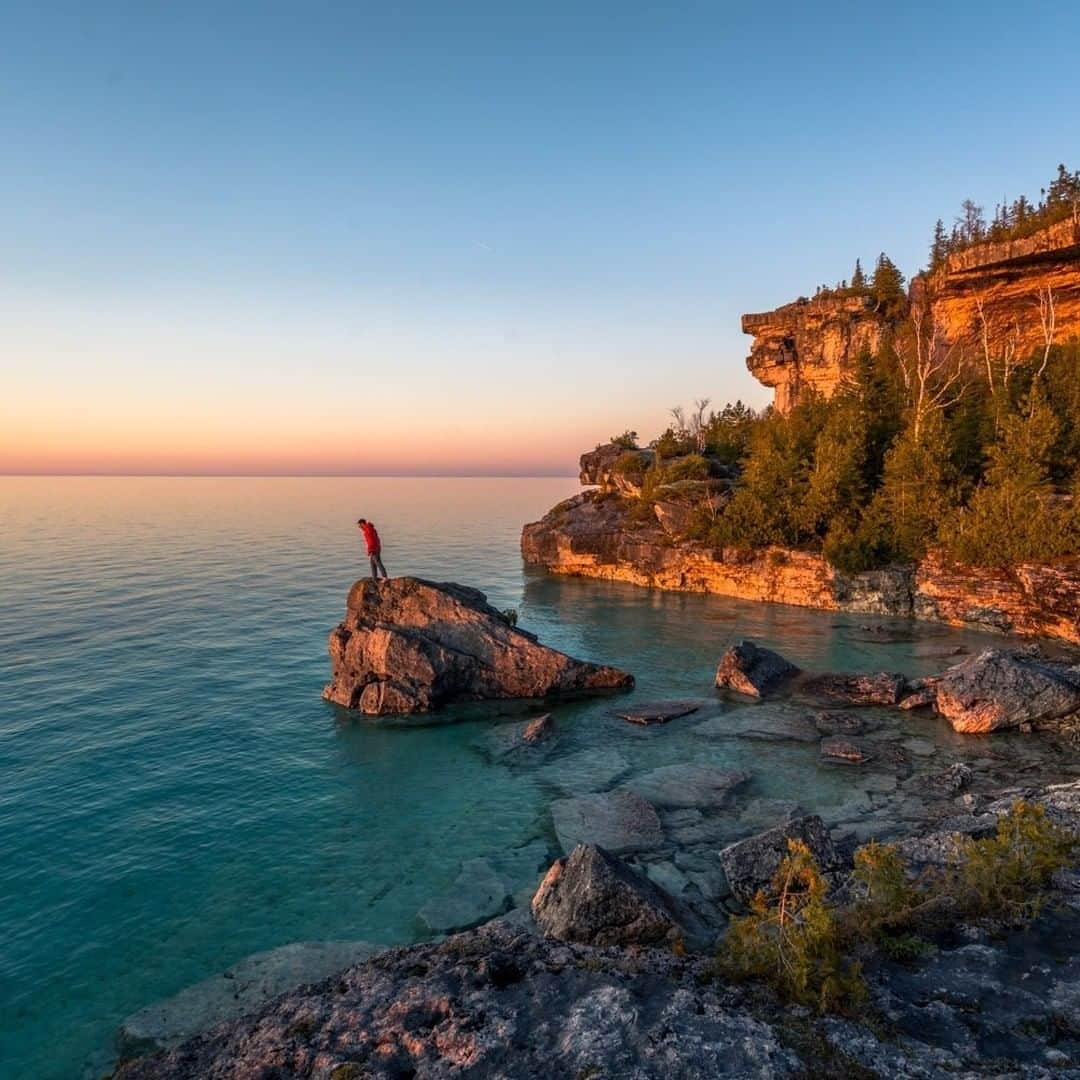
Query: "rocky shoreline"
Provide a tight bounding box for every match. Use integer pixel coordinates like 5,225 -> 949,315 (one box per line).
520,445 -> 1080,644
113,597 -> 1080,1077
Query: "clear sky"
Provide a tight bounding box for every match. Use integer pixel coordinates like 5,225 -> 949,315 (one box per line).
3,2 -> 1079,475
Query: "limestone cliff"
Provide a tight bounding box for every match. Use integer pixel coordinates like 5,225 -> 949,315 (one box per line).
925,218 -> 1080,367
744,218 -> 1080,412
521,475 -> 1080,645
742,295 -> 889,413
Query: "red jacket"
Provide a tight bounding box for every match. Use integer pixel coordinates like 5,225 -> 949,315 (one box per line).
360,522 -> 381,555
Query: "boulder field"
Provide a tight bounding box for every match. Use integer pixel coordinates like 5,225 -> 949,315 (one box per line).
322,577 -> 632,714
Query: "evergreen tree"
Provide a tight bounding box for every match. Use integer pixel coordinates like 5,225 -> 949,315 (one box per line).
851,258 -> 866,289
870,253 -> 906,319
928,220 -> 948,270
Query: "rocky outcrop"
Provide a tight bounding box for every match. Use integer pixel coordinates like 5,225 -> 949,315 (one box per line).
744,219 -> 1080,416
715,640 -> 799,697
579,442 -> 654,494
531,844 -> 692,948
323,577 -> 633,714
927,648 -> 1080,733
742,295 -> 890,414
521,490 -> 1080,643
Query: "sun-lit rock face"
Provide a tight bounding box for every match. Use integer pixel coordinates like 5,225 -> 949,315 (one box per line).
741,295 -> 890,414
521,492 -> 1080,644
926,218 -> 1080,366
743,219 -> 1080,413
322,576 -> 633,714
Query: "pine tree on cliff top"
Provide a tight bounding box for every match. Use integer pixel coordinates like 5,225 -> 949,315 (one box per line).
870,253 -> 906,319
929,219 -> 948,270
851,258 -> 866,290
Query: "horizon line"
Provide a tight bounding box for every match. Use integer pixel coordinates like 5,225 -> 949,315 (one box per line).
0,471 -> 581,479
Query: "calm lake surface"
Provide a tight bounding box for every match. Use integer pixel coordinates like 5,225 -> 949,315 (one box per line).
0,476 -> 1055,1079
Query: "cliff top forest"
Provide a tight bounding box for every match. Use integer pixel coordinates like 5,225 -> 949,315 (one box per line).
612,165 -> 1080,573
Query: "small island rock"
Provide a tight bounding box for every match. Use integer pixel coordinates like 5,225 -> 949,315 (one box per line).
323,577 -> 632,714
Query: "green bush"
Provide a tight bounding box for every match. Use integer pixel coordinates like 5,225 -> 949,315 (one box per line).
718,839 -> 866,1013
613,451 -> 647,476
609,430 -> 639,450
718,804 -> 1077,1012
948,801 -> 1076,924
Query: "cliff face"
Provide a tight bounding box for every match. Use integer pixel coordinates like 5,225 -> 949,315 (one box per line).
521,488 -> 1080,644
744,219 -> 1080,412
741,296 -> 888,413
927,218 -> 1080,367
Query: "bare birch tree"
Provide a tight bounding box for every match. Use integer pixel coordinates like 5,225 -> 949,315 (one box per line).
896,304 -> 966,440
1035,286 -> 1056,378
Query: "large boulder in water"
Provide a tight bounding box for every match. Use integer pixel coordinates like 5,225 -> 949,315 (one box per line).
323,577 -> 633,714
531,844 -> 693,948
931,648 -> 1080,733
715,641 -> 799,697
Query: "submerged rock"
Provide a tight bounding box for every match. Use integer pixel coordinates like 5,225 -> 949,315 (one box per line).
802,670 -> 907,705
323,577 -> 632,714
118,940 -> 379,1056
615,700 -> 701,725
485,713 -> 556,761
819,736 -> 872,764
418,858 -> 511,934
931,648 -> 1080,733
622,764 -> 750,810
551,790 -> 663,855
531,844 -> 694,948
694,709 -> 819,743
718,815 -> 839,906
812,711 -> 868,736
537,748 -> 631,795
715,640 -> 800,697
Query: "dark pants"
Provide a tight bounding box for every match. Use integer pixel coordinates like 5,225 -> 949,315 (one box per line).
369,552 -> 388,579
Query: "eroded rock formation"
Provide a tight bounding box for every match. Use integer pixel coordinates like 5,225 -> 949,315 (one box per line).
322,577 -> 632,714
743,219 -> 1080,414
742,295 -> 889,413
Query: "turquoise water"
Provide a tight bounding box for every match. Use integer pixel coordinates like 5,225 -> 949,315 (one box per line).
0,477 -> 1054,1079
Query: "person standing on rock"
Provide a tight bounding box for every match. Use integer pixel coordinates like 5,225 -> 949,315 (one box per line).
357,518 -> 389,580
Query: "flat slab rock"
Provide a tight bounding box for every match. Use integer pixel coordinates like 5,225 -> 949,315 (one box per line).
551,790 -> 663,855
322,577 -> 632,714
622,764 -> 750,810
417,858 -> 511,934
693,710 -> 819,743
801,670 -> 907,706
119,940 -> 379,1055
819,736 -> 872,764
537,748 -> 632,795
614,700 -> 701,725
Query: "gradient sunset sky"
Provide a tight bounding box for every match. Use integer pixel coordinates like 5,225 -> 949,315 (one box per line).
4,2 -> 1079,476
